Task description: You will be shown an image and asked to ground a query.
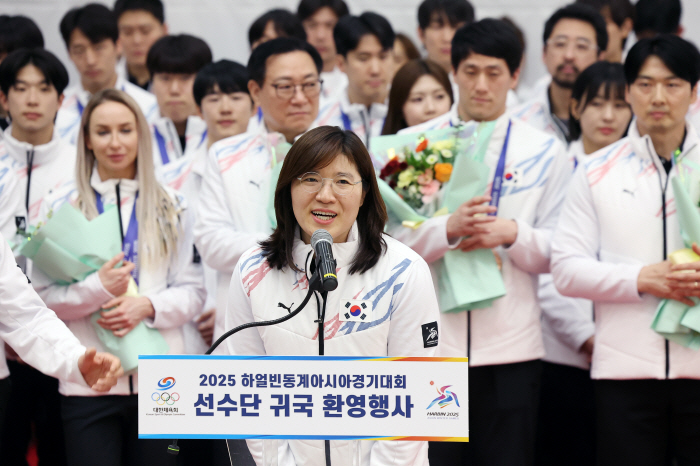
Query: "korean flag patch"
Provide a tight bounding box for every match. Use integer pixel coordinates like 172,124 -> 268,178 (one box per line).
340,300 -> 371,322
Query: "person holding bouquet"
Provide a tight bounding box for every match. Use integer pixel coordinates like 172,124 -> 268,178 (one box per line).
552,34 -> 700,466
224,125 -> 440,465
33,88 -> 205,466
387,19 -> 570,466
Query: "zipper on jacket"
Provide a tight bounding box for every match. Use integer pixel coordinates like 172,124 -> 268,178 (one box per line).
467,311 -> 471,362
24,149 -> 35,212
360,110 -> 370,147
655,155 -> 671,379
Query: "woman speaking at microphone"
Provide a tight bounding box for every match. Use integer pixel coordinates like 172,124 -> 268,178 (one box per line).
33,89 -> 205,466
224,126 -> 440,466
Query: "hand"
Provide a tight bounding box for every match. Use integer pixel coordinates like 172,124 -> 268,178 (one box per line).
445,195 -> 497,240
97,296 -> 155,337
98,252 -> 135,297
580,336 -> 594,362
638,261 -> 694,306
196,308 -> 216,346
457,217 -> 518,252
667,242 -> 700,298
78,347 -> 124,392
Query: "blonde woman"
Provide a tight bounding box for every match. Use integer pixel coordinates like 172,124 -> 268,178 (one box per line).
33,89 -> 205,466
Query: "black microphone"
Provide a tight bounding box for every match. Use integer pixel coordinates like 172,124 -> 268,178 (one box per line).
311,229 -> 338,291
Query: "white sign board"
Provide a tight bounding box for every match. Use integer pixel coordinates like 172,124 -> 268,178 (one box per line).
138,355 -> 469,442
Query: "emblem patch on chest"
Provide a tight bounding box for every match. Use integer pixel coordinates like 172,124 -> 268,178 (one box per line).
340,300 -> 372,322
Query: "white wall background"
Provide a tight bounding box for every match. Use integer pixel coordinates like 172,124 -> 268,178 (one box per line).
3,0 -> 700,90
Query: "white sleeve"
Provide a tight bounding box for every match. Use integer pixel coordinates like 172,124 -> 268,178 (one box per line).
0,164 -> 23,242
538,274 -> 594,352
193,146 -> 269,274
504,139 -> 572,274
551,166 -> 644,302
371,255 -> 439,466
0,236 -> 87,384
223,259 -> 267,357
385,215 -> 459,264
144,205 -> 206,329
33,267 -> 115,321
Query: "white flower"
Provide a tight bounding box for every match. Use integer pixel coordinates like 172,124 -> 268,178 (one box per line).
425,155 -> 439,165
408,184 -> 418,195
397,151 -> 406,162
441,149 -> 453,158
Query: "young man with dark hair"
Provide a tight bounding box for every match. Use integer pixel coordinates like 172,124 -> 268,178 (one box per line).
195,38 -> 323,355
297,0 -> 350,99
552,34 -> 700,466
512,3 -> 608,143
576,0 -> 634,63
113,0 -> 168,90
393,19 -> 570,466
0,47 -> 78,466
147,34 -> 212,167
315,12 -> 394,145
56,3 -> 158,145
634,0 -> 682,39
416,0 -> 474,77
249,9 -> 306,50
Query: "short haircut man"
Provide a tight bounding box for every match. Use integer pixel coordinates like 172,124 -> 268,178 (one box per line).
0,48 -> 68,98
511,3 -> 607,143
417,0 -> 475,74
634,0 -> 682,39
576,0 -> 634,62
193,60 -> 251,108
113,0 -> 168,89
0,15 -> 44,61
249,9 -> 306,50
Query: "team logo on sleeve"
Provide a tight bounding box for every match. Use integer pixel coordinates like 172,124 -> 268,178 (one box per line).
340,300 -> 371,322
421,322 -> 439,348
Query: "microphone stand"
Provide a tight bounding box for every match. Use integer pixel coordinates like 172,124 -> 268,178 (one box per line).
168,270 -> 327,457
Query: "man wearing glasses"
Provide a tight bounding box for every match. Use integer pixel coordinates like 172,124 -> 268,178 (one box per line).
512,3 -> 607,144
194,38 -> 324,348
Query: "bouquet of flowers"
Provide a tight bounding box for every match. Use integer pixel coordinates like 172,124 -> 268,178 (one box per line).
370,122 -> 506,312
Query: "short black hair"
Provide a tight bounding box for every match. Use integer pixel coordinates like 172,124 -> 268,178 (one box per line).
146,34 -> 212,75
417,0 -> 475,30
248,9 -> 306,48
634,0 -> 681,37
193,60 -> 251,107
624,34 -> 700,89
0,15 -> 44,57
451,18 -> 523,75
575,0 -> 634,28
569,61 -> 629,140
297,0 -> 349,22
334,12 -> 395,57
0,48 -> 69,96
113,0 -> 165,24
247,37 -> 323,85
60,3 -> 119,48
543,3 -> 608,52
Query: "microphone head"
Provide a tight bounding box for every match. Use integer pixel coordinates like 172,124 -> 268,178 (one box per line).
311,229 -> 333,249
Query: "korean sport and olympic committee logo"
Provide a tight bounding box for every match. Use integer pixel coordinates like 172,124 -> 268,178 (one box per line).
426,381 -> 460,419
152,377 -> 179,405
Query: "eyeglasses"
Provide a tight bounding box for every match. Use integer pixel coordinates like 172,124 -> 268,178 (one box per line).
547,37 -> 597,54
297,172 -> 363,196
270,80 -> 323,100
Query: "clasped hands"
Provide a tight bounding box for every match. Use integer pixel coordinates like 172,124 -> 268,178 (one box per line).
639,243 -> 700,306
445,195 -> 518,252
96,252 -> 155,337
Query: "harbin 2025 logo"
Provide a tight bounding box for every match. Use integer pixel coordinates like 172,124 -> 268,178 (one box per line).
425,381 -> 460,419
152,377 -> 180,406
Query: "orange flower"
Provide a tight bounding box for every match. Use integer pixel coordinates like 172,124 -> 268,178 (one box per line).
434,163 -> 453,183
415,137 -> 428,152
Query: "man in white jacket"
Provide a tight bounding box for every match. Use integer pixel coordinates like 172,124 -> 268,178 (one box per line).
392,19 -> 570,466
194,38 -> 324,346
56,4 -> 158,145
552,34 -> 700,465
314,12 -> 393,146
511,4 -> 607,143
147,34 -> 212,168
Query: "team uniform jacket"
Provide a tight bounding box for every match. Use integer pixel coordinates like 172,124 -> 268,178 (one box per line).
151,115 -> 208,168
393,110 -> 571,366
0,234 -> 89,383
33,169 -> 205,396
552,122 -> 700,380
510,81 -> 568,143
225,224 -> 439,466
315,87 -> 387,146
0,158 -> 23,242
55,77 -> 159,145
320,66 -> 348,102
539,139 -> 594,370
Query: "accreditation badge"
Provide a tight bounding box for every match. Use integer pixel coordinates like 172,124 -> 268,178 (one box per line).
339,300 -> 372,322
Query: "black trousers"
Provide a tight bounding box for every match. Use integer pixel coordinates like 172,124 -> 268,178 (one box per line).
428,359 -> 542,466
0,376 -> 10,454
595,378 -> 700,466
61,394 -> 180,466
534,361 -> 596,466
0,360 -> 66,466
